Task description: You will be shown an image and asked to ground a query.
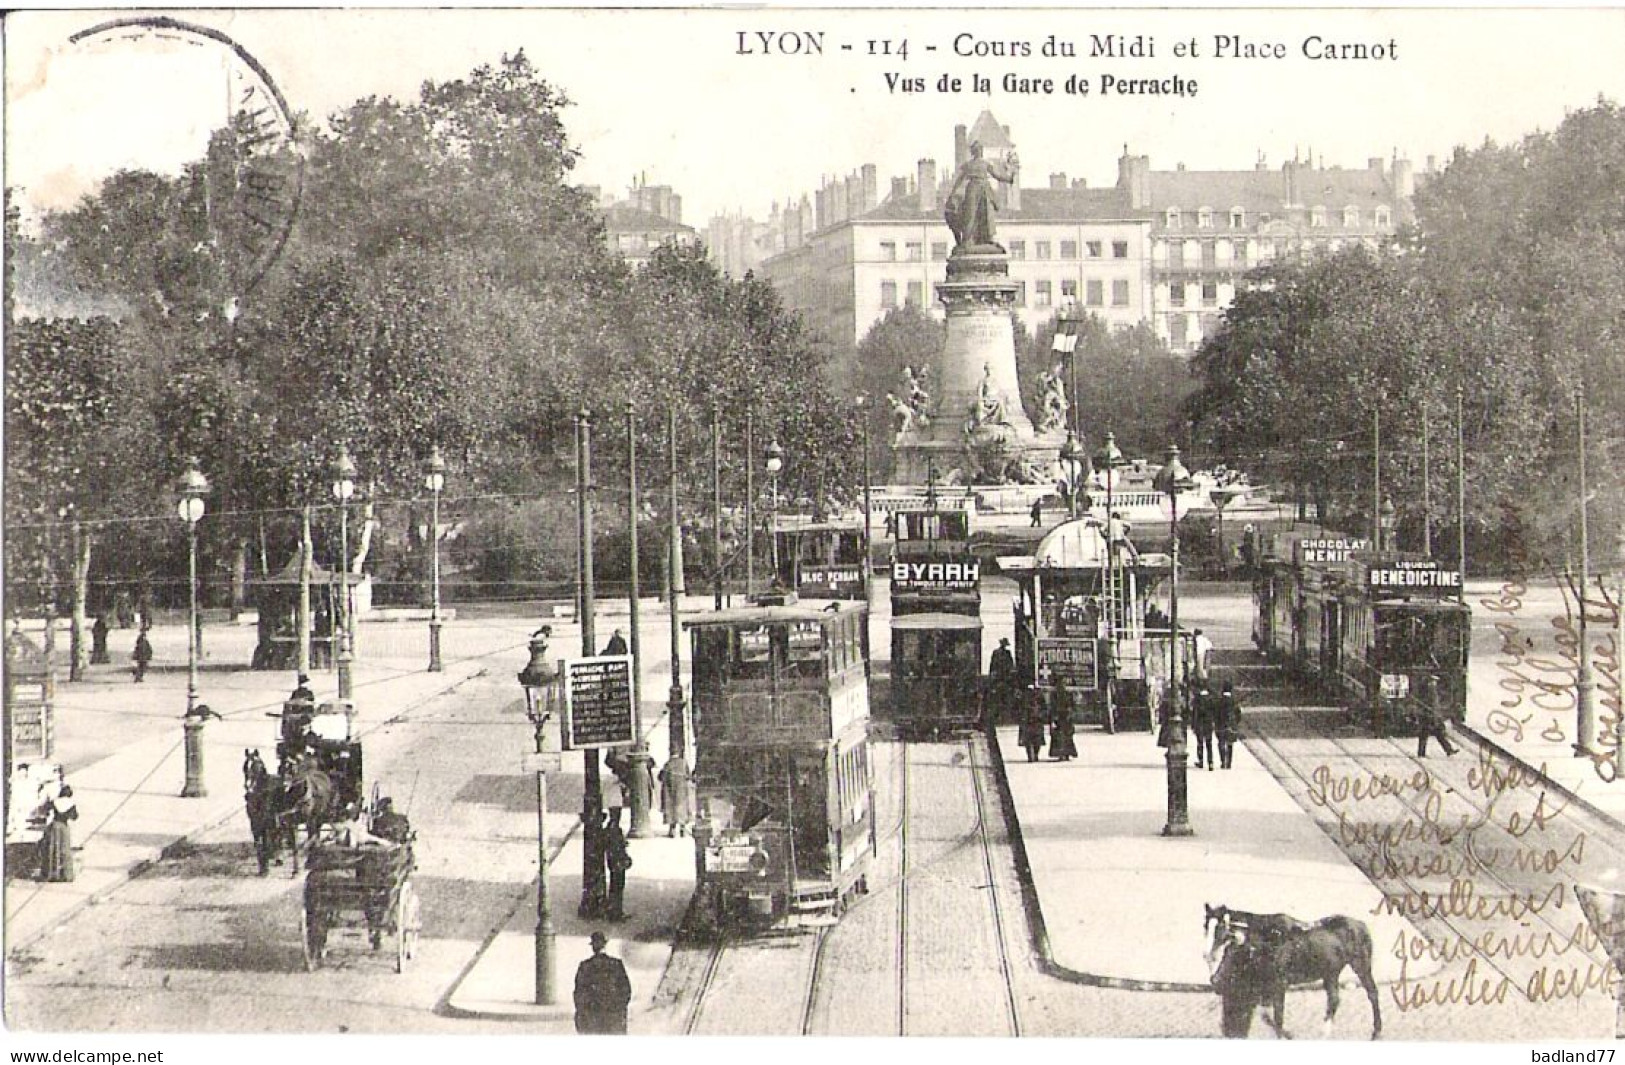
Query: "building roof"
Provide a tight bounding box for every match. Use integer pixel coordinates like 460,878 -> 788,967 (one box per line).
859,185 -> 1140,224
967,111 -> 1015,152
602,204 -> 695,236
1145,165 -> 1397,213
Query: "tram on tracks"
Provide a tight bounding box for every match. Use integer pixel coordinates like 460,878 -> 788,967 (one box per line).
1253,530 -> 1471,735
773,517 -> 868,601
1001,517 -> 1173,733
888,507 -> 984,735
686,600 -> 876,930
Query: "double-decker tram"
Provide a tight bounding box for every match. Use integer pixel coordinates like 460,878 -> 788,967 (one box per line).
1001,517 -> 1172,733
1253,531 -> 1470,735
772,517 -> 868,601
888,507 -> 984,736
686,601 -> 876,930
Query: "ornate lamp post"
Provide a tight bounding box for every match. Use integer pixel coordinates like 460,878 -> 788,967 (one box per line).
766,438 -> 784,587
667,407 -> 688,761
518,631 -> 559,1005
424,446 -> 445,673
1210,485 -> 1243,578
178,459 -> 210,798
1059,433 -> 1086,520
1379,496 -> 1398,554
332,447 -> 357,700
1094,432 -> 1126,731
1153,445 -> 1195,838
625,401 -> 654,839
856,395 -> 874,603
1576,386 -> 1596,758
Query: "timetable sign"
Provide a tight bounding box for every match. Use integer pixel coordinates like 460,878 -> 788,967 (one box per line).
561,654 -> 636,749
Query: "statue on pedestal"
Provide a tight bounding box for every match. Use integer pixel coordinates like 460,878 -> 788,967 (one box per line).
1036,365 -> 1069,434
943,142 -> 1019,252
902,365 -> 932,426
887,392 -> 917,445
964,362 -> 1011,434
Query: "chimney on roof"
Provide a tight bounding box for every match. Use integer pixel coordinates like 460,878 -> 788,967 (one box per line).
1255,151 -> 1268,172
844,173 -> 861,221
1176,162 -> 1186,172
1072,177 -> 1087,189
918,159 -> 938,213
1426,154 -> 1437,173
1117,151 -> 1150,209
814,185 -> 828,230
1392,157 -> 1415,198
1368,157 -> 1385,174
955,124 -> 969,169
890,176 -> 909,202
861,164 -> 878,212
1049,173 -> 1067,190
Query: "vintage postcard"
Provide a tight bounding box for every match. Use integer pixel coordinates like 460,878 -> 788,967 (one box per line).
5,6 -> 1625,1061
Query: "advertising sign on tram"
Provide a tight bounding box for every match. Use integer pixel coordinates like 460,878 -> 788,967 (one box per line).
890,557 -> 981,595
1367,559 -> 1462,596
798,563 -> 865,599
1036,637 -> 1098,691
560,654 -> 635,749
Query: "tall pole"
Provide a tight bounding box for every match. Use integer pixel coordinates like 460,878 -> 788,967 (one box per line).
1163,488 -> 1192,837
1372,404 -> 1382,552
862,399 -> 873,604
338,491 -> 352,699
186,517 -> 200,717
711,407 -> 724,609
745,409 -> 755,598
577,408 -> 603,916
427,451 -> 444,673
298,505 -> 312,676
1577,387 -> 1595,757
1456,386 -> 1467,605
529,660 -> 556,1005
626,402 -> 653,838
1422,403 -> 1433,557
667,406 -> 687,761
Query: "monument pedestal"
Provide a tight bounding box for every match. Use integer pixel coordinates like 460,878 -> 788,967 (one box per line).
893,248 -> 1065,486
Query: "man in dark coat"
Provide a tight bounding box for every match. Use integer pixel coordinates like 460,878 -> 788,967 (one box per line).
1191,683 -> 1217,770
1215,679 -> 1242,769
603,809 -> 631,920
603,629 -> 628,656
1416,676 -> 1458,758
988,638 -> 1017,724
90,615 -> 110,664
1048,694 -> 1077,761
1018,697 -> 1046,763
574,931 -> 632,1034
132,628 -> 153,683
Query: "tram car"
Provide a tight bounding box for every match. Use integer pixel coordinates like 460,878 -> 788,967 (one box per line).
1001,517 -> 1173,733
889,507 -> 984,735
685,601 -> 876,930
772,516 -> 868,600
1253,531 -> 1470,735
276,697 -> 365,812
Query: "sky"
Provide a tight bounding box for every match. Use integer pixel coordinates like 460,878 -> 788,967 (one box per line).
6,7 -> 1625,230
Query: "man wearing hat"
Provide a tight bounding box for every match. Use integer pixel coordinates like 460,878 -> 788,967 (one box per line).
988,637 -> 1017,726
1215,679 -> 1242,769
574,931 -> 632,1034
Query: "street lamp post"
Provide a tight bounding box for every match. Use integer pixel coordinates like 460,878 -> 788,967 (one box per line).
667,407 -> 688,761
1576,387 -> 1596,758
1154,445 -> 1195,838
766,439 -> 784,586
1210,486 -> 1242,578
745,410 -> 755,598
518,631 -> 558,1005
178,459 -> 210,798
575,408 -> 604,918
332,447 -> 357,700
856,395 -> 873,604
1094,432 -> 1126,734
424,446 -> 445,673
1059,433 -> 1085,520
1379,497 -> 1397,555
625,402 -> 654,839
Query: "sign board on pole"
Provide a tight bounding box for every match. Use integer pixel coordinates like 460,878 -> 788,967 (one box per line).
560,654 -> 636,749
522,750 -> 564,774
1380,673 -> 1410,700
1035,637 -> 1098,691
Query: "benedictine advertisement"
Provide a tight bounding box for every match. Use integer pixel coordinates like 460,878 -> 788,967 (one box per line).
6,6 -> 1625,1060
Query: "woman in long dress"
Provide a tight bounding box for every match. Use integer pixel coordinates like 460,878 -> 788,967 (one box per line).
38,784 -> 78,882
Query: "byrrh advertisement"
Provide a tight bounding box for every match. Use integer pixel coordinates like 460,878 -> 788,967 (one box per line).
6,6 -> 1625,1060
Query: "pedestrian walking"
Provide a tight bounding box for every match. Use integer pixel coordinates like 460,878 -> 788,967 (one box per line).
988,637 -> 1016,724
1416,677 -> 1458,758
659,756 -> 694,837
37,783 -> 77,882
1193,628 -> 1214,685
603,629 -> 628,656
1191,683 -> 1216,770
132,628 -> 153,683
573,931 -> 632,1034
90,614 -> 110,665
1029,497 -> 1044,528
1048,695 -> 1077,761
1216,679 -> 1241,769
1018,697 -> 1046,763
602,809 -> 631,921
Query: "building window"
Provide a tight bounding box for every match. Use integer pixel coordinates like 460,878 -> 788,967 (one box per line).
1310,207 -> 1327,228
1060,240 -> 1078,259
1342,207 -> 1359,228
1374,206 -> 1391,228
1035,280 -> 1052,307
1086,241 -> 1103,258
1061,279 -> 1078,301
906,242 -> 923,262
1198,207 -> 1213,228
1112,241 -> 1129,259
881,281 -> 898,307
1201,281 -> 1218,306
1112,279 -> 1130,307
1165,207 -> 1182,228
1035,240 -> 1052,260
1201,242 -> 1217,269
1086,280 -> 1104,306
880,241 -> 897,261
1014,281 -> 1027,305
1234,241 -> 1248,265
931,241 -> 949,260
906,281 -> 924,306
1169,282 -> 1185,307
1009,240 -> 1026,260
1230,208 -> 1245,228
1201,313 -> 1221,338
1169,316 -> 1189,347
1168,242 -> 1185,269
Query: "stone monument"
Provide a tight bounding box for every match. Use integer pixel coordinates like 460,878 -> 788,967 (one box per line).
892,142 -> 1066,486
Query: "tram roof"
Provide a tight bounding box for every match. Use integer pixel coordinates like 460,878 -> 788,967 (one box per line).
999,516 -> 1173,574
683,602 -> 867,628
889,612 -> 983,631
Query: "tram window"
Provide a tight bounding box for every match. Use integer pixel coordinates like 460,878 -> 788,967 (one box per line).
737,625 -> 774,679
695,630 -> 730,686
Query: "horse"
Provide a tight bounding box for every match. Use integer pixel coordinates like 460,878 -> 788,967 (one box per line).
1208,909 -> 1382,1040
242,750 -> 290,876
1203,903 -> 1311,971
274,750 -> 341,875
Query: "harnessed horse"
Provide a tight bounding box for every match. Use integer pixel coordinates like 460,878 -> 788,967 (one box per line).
1206,903 -> 1382,1040
275,750 -> 341,875
242,750 -> 289,876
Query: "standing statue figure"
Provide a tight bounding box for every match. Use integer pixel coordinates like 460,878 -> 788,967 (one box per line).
1036,366 -> 1069,434
887,392 -> 917,444
902,364 -> 932,424
965,362 -> 1010,433
944,142 -> 1020,251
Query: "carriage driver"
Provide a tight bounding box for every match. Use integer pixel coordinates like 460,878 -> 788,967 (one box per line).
371,797 -> 412,844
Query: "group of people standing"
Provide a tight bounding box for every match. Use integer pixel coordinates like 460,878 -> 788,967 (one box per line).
1017,695 -> 1078,763
1187,679 -> 1244,771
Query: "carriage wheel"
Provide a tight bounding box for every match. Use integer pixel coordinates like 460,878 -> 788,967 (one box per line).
300,904 -> 320,972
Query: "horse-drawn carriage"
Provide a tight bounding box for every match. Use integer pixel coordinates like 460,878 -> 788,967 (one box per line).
301,833 -> 421,972
244,698 -> 367,875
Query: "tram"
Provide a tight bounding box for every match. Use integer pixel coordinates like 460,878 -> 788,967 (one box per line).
888,506 -> 984,735
1001,517 -> 1173,733
772,517 -> 868,600
1253,531 -> 1470,735
685,601 -> 876,930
